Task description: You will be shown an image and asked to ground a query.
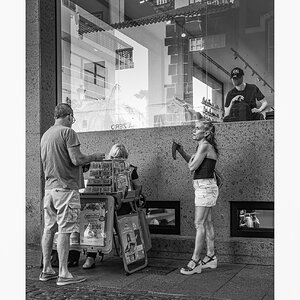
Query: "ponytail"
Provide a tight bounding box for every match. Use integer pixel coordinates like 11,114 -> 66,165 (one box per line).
203,122 -> 219,156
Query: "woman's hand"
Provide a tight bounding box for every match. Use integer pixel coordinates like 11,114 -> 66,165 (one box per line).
172,140 -> 184,160
172,140 -> 191,163
172,140 -> 183,151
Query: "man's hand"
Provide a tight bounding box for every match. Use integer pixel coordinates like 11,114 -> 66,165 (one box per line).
251,108 -> 260,113
224,95 -> 245,117
231,95 -> 244,104
94,153 -> 106,161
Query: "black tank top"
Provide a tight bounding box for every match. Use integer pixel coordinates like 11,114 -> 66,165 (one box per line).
193,157 -> 216,180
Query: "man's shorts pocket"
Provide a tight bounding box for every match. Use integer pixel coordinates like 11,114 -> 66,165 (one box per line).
65,200 -> 81,223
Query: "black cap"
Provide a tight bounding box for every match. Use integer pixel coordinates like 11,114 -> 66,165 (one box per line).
230,67 -> 244,79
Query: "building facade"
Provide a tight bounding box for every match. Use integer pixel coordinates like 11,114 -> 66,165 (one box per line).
26,0 -> 274,264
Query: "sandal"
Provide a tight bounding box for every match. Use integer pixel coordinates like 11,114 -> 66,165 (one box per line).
201,254 -> 217,269
180,258 -> 202,275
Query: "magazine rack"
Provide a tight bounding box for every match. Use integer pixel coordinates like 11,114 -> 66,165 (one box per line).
115,212 -> 148,275
52,159 -> 149,274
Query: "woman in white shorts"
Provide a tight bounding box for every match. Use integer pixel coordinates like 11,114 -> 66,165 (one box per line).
174,120 -> 219,275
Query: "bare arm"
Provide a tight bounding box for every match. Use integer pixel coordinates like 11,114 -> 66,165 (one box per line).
224,106 -> 231,117
68,145 -> 105,166
132,178 -> 142,196
252,98 -> 268,113
188,143 -> 208,172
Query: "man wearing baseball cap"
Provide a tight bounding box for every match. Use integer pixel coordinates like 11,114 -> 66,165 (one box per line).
223,67 -> 268,121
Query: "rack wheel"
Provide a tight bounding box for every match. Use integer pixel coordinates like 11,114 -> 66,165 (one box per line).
98,252 -> 104,262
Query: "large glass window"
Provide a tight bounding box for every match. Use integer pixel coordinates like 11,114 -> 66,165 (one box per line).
59,0 -> 274,132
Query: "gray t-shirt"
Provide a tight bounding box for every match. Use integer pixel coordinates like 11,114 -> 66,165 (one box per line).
41,125 -> 84,190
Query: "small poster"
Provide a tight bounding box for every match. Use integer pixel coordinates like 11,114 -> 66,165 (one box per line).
117,214 -> 145,265
116,173 -> 129,192
80,201 -> 106,246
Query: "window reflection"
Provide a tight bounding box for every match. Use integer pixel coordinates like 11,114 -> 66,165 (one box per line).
239,209 -> 274,229
59,0 -> 274,132
145,208 -> 175,226
230,202 -> 274,238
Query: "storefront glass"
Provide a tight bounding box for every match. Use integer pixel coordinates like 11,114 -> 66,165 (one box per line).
59,0 -> 274,132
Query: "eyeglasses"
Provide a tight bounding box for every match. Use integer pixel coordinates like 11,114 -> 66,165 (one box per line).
69,114 -> 76,124
194,126 -> 204,131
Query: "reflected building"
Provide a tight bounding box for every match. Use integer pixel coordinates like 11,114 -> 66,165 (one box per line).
59,0 -> 274,132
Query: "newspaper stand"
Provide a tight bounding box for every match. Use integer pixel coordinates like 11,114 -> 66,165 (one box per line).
77,192 -> 148,275
52,194 -> 115,256
78,193 -> 115,257
53,159 -> 149,275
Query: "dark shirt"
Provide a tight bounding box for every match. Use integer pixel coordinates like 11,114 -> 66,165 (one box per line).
117,164 -> 139,216
130,165 -> 138,180
225,83 -> 264,109
193,157 -> 216,180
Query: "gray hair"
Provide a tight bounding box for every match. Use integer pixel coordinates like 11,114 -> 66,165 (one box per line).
54,103 -> 73,119
108,143 -> 128,159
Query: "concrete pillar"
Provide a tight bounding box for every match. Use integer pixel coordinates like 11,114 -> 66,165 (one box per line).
26,0 -> 57,244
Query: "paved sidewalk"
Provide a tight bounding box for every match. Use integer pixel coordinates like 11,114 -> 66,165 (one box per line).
26,244 -> 274,300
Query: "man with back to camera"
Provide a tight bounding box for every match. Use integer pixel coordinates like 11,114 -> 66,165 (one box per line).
40,103 -> 105,286
223,67 -> 268,121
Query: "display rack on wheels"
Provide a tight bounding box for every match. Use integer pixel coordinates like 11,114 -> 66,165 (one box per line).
53,159 -> 149,275
52,194 -> 115,262
78,193 -> 115,256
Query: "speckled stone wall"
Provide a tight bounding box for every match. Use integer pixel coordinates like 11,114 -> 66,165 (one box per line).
76,121 -> 274,264
77,122 -> 274,227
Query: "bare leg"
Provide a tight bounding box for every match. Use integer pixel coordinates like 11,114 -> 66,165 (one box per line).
204,208 -> 215,256
180,206 -> 210,275
41,230 -> 56,274
57,233 -> 72,278
192,206 -> 210,262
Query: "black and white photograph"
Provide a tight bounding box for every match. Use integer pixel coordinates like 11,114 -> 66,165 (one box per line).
3,0 -> 300,299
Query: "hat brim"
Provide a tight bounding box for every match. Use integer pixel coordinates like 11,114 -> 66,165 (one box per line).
231,74 -> 242,79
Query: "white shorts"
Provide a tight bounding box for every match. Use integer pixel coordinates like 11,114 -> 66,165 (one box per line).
193,178 -> 219,207
43,188 -> 81,234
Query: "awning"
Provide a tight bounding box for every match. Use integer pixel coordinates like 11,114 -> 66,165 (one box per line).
111,1 -> 237,30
